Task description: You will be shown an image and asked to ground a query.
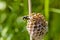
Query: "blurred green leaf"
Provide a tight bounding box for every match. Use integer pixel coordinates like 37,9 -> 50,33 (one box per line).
50,8 -> 60,13
1,26 -> 8,37
0,13 -> 7,23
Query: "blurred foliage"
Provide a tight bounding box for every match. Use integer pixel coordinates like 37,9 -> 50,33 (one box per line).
0,0 -> 60,40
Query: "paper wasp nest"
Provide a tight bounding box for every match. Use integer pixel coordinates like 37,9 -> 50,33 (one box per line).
23,13 -> 48,40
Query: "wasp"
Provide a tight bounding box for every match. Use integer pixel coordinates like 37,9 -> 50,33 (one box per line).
23,16 -> 30,20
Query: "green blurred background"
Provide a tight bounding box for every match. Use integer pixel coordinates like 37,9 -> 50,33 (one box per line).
0,0 -> 60,40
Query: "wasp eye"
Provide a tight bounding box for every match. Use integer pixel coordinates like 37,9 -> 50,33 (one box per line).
23,16 -> 29,20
